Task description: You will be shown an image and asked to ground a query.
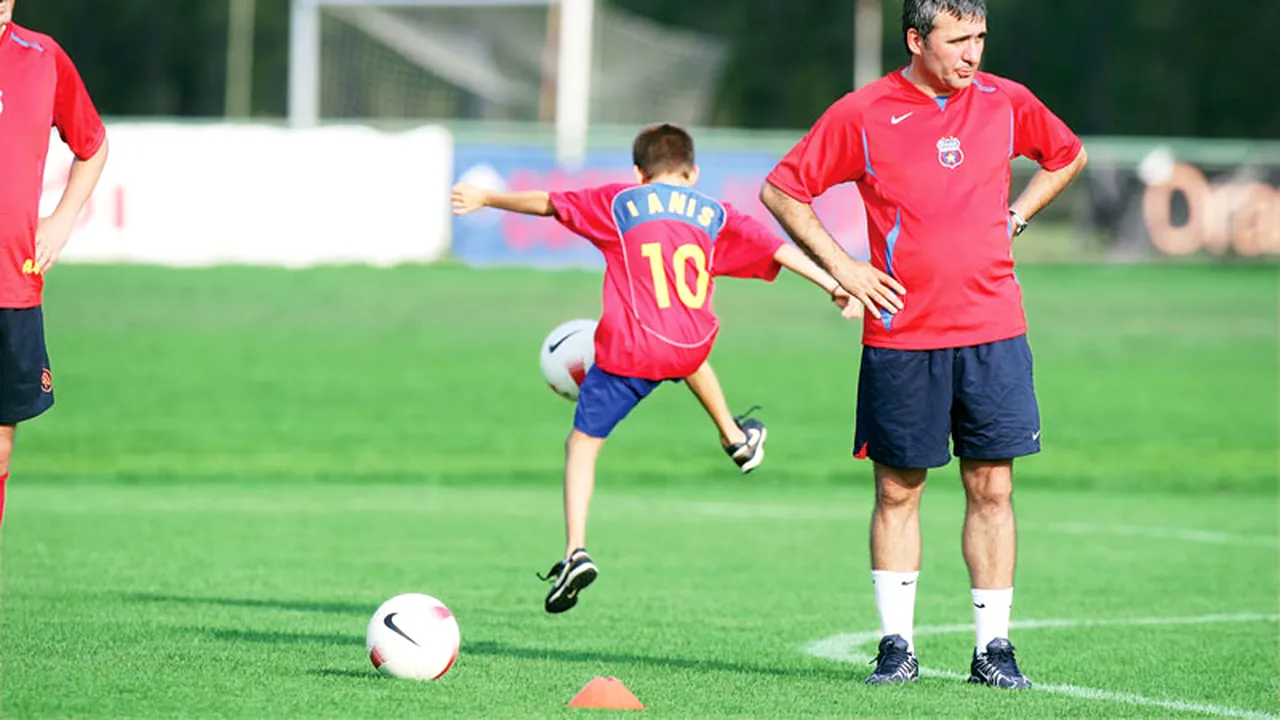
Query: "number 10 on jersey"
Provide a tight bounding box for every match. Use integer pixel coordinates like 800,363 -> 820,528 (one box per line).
640,242 -> 710,310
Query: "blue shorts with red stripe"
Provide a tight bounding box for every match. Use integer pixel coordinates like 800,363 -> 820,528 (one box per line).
853,334 -> 1041,469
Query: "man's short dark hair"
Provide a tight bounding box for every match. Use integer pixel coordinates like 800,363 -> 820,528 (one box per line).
632,123 -> 695,179
901,0 -> 987,54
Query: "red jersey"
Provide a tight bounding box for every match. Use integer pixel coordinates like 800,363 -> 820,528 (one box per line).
767,69 -> 1082,350
0,24 -> 106,308
549,182 -> 785,380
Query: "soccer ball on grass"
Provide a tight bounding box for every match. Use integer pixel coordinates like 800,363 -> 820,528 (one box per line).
366,593 -> 460,680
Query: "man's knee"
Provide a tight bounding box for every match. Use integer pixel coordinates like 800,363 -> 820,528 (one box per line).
962,461 -> 1014,510
874,464 -> 927,511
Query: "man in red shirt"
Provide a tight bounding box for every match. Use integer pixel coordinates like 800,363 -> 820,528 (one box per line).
453,123 -> 860,614
761,0 -> 1087,689
0,1 -> 109,528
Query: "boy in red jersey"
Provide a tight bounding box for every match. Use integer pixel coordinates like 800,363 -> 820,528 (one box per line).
0,1 -> 110,527
452,123 -> 859,613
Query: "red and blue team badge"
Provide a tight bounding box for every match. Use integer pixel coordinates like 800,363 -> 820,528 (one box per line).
936,136 -> 964,169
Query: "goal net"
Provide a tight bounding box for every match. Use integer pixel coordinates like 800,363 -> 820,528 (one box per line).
296,0 -> 729,126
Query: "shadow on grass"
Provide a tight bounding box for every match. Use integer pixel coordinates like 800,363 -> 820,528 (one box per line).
124,591 -> 370,616
463,639 -> 854,681
200,628 -> 362,646
139,593 -> 860,682
181,626 -> 856,682
310,668 -> 388,680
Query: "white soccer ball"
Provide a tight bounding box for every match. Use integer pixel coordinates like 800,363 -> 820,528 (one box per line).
366,593 -> 460,681
539,318 -> 597,401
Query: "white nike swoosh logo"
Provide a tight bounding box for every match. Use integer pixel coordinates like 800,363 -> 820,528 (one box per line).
1032,430 -> 1041,441
891,113 -> 914,125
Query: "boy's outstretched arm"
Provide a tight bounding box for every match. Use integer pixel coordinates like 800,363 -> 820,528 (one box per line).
452,182 -> 554,216
773,243 -> 864,319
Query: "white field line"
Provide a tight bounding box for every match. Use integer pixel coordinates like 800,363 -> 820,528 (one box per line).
803,613 -> 1280,720
21,491 -> 1280,549
1025,522 -> 1278,548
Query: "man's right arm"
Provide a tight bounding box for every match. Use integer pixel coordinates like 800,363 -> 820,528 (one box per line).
760,181 -> 905,316
761,96 -> 906,316
760,182 -> 852,282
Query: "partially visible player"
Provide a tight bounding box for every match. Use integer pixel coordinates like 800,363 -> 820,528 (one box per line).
0,2 -> 110,527
452,122 -> 860,614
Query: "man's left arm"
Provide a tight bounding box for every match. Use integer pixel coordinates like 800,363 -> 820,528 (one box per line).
1009,145 -> 1087,228
1006,80 -> 1089,235
40,43 -> 109,273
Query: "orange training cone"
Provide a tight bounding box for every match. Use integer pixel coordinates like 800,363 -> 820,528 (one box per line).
567,676 -> 646,710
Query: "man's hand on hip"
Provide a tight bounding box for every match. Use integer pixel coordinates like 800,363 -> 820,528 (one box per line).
833,258 -> 906,316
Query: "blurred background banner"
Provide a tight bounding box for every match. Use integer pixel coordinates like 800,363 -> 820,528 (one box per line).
1084,143 -> 1280,260
16,0 -> 1280,267
39,123 -> 454,267
450,141 -> 868,269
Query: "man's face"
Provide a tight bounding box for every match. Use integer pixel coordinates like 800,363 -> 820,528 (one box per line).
913,12 -> 987,93
0,0 -> 13,26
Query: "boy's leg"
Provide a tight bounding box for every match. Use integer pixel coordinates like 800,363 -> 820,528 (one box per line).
542,429 -> 605,614
685,362 -> 767,473
542,365 -> 660,613
563,429 -> 605,557
684,362 -> 746,446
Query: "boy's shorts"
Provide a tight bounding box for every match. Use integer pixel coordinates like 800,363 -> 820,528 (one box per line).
853,334 -> 1040,469
574,365 -> 670,438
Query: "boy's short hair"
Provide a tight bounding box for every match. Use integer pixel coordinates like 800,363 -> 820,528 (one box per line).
632,123 -> 696,179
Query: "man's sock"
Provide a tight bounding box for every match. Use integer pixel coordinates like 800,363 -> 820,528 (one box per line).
872,569 -> 920,652
972,587 -> 1014,651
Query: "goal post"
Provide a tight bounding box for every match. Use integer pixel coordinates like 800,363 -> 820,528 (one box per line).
289,0 -> 594,166
287,0 -> 730,168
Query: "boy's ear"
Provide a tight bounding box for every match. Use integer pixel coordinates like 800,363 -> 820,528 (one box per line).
687,165 -> 700,185
633,166 -> 648,184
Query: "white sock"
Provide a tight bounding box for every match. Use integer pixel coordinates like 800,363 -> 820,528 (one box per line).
872,570 -> 919,652
972,587 -> 1014,652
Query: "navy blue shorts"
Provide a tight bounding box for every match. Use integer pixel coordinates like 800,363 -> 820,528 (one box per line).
853,334 -> 1040,469
0,306 -> 54,425
574,365 -> 668,438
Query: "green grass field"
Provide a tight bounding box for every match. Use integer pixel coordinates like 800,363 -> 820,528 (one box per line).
1,262 -> 1276,718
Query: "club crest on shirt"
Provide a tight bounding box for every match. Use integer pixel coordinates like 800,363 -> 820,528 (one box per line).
936,136 -> 964,169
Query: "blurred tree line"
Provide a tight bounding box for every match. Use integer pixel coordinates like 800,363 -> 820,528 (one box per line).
15,0 -> 1278,138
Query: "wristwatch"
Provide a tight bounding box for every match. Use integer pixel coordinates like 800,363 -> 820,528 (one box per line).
1009,209 -> 1029,237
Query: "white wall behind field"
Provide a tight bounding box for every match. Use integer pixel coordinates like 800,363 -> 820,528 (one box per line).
40,123 -> 454,268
